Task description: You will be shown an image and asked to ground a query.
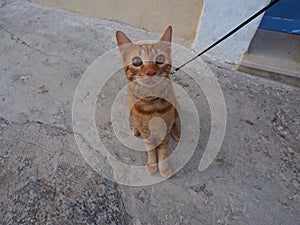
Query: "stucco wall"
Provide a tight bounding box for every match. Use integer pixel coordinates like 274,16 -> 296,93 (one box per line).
33,0 -> 203,41
193,0 -> 270,64
33,0 -> 269,64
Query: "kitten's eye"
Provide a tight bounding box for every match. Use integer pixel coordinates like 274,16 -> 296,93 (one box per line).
132,56 -> 143,66
155,55 -> 165,64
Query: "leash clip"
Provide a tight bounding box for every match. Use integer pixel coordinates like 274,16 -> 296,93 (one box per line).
170,67 -> 179,75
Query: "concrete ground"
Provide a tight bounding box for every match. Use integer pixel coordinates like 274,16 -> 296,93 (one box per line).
0,1 -> 299,224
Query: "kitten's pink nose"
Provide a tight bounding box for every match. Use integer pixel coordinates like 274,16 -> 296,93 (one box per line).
146,70 -> 156,76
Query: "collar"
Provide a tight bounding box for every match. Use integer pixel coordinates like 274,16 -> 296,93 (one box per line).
132,93 -> 161,102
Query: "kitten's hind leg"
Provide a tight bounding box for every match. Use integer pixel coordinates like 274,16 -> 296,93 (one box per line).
142,133 -> 158,175
157,140 -> 173,178
171,117 -> 181,141
145,149 -> 158,175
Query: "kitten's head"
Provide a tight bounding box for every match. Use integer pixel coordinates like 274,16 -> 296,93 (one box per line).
116,26 -> 172,86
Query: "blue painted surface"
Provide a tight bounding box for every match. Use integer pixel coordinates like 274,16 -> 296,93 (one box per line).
259,0 -> 300,34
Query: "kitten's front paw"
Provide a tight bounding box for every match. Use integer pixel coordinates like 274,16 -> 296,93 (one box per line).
160,167 -> 173,178
132,127 -> 140,136
145,163 -> 158,175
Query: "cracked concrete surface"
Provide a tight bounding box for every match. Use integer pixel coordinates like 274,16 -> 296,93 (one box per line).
0,0 -> 299,224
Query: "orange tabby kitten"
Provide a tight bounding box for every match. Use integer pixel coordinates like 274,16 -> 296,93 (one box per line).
116,26 -> 180,178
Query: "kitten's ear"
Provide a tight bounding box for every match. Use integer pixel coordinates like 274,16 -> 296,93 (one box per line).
160,25 -> 172,43
116,31 -> 132,47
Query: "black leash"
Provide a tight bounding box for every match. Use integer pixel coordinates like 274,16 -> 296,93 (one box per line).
171,0 -> 281,74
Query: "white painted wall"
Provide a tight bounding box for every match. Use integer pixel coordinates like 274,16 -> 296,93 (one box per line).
193,0 -> 270,64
